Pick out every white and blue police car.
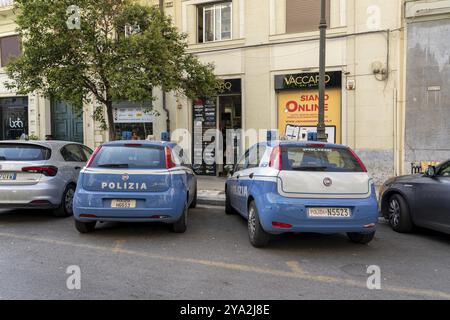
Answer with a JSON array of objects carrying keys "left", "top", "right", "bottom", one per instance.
[
  {"left": 225, "top": 141, "right": 378, "bottom": 247},
  {"left": 73, "top": 141, "right": 197, "bottom": 234}
]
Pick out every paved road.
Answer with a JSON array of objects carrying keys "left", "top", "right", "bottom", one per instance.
[{"left": 0, "top": 206, "right": 449, "bottom": 300}]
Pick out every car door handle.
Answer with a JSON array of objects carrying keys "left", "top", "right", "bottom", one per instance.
[
  {"left": 236, "top": 174, "right": 240, "bottom": 180},
  {"left": 249, "top": 173, "right": 254, "bottom": 179}
]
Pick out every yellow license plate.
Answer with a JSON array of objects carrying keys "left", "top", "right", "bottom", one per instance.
[{"left": 111, "top": 199, "right": 136, "bottom": 208}]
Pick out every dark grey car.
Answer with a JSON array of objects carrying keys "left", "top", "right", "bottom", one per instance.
[{"left": 379, "top": 160, "right": 450, "bottom": 234}]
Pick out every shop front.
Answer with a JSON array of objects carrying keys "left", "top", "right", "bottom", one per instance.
[
  {"left": 0, "top": 96, "right": 28, "bottom": 140},
  {"left": 192, "top": 78, "right": 242, "bottom": 176},
  {"left": 113, "top": 101, "right": 154, "bottom": 140},
  {"left": 275, "top": 71, "right": 342, "bottom": 144}
]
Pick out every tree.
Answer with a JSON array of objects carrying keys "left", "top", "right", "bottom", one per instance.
[{"left": 6, "top": 0, "right": 219, "bottom": 141}]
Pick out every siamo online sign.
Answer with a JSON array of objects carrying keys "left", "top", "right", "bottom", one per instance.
[{"left": 275, "top": 71, "right": 342, "bottom": 144}]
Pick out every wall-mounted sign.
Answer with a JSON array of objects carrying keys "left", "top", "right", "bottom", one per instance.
[
  {"left": 217, "top": 79, "right": 242, "bottom": 95},
  {"left": 275, "top": 71, "right": 342, "bottom": 91},
  {"left": 113, "top": 107, "right": 153, "bottom": 123},
  {"left": 276, "top": 71, "right": 342, "bottom": 144}
]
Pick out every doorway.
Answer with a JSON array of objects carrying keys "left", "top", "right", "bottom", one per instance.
[{"left": 51, "top": 100, "right": 83, "bottom": 143}]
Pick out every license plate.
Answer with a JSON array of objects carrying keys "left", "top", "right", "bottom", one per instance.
[
  {"left": 308, "top": 207, "right": 351, "bottom": 218},
  {"left": 0, "top": 173, "right": 16, "bottom": 181},
  {"left": 111, "top": 199, "right": 136, "bottom": 208}
]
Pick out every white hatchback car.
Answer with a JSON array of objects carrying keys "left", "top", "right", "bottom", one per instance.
[{"left": 0, "top": 141, "right": 92, "bottom": 216}]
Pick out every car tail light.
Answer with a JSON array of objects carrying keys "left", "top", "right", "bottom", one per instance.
[
  {"left": 80, "top": 214, "right": 97, "bottom": 218},
  {"left": 165, "top": 147, "right": 175, "bottom": 169},
  {"left": 347, "top": 147, "right": 368, "bottom": 172},
  {"left": 272, "top": 221, "right": 293, "bottom": 229},
  {"left": 306, "top": 143, "right": 326, "bottom": 148},
  {"left": 124, "top": 143, "right": 142, "bottom": 147},
  {"left": 22, "top": 166, "right": 58, "bottom": 177},
  {"left": 269, "top": 146, "right": 282, "bottom": 170},
  {"left": 86, "top": 146, "right": 102, "bottom": 168}
]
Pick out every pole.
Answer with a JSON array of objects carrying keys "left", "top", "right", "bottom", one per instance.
[
  {"left": 159, "top": 0, "right": 170, "bottom": 134},
  {"left": 317, "top": 0, "right": 327, "bottom": 142}
]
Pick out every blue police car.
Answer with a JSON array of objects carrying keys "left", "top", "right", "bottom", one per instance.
[
  {"left": 225, "top": 141, "right": 378, "bottom": 247},
  {"left": 73, "top": 141, "right": 197, "bottom": 234}
]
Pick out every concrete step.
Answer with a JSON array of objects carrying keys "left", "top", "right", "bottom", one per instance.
[{"left": 197, "top": 190, "right": 226, "bottom": 207}]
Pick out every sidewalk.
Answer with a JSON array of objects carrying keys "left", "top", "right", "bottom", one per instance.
[
  {"left": 197, "top": 176, "right": 226, "bottom": 206},
  {"left": 196, "top": 176, "right": 382, "bottom": 207}
]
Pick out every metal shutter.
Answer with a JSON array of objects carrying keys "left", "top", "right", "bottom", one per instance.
[{"left": 286, "top": 0, "right": 330, "bottom": 34}]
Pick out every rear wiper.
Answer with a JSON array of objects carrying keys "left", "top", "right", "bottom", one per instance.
[
  {"left": 97, "top": 163, "right": 129, "bottom": 168},
  {"left": 291, "top": 166, "right": 328, "bottom": 171}
]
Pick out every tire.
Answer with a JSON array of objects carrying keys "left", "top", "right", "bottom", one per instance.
[
  {"left": 225, "top": 188, "right": 236, "bottom": 215},
  {"left": 75, "top": 220, "right": 96, "bottom": 234},
  {"left": 387, "top": 194, "right": 414, "bottom": 233},
  {"left": 248, "top": 201, "right": 271, "bottom": 248},
  {"left": 53, "top": 184, "right": 76, "bottom": 217},
  {"left": 347, "top": 232, "right": 375, "bottom": 244},
  {"left": 189, "top": 189, "right": 197, "bottom": 209},
  {"left": 172, "top": 205, "right": 188, "bottom": 233}
]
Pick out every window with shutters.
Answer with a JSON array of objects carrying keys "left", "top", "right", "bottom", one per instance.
[
  {"left": 0, "top": 35, "right": 21, "bottom": 68},
  {"left": 286, "top": 0, "right": 330, "bottom": 34},
  {"left": 197, "top": 1, "right": 232, "bottom": 43}
]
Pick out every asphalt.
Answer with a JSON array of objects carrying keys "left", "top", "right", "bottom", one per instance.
[{"left": 0, "top": 206, "right": 449, "bottom": 300}]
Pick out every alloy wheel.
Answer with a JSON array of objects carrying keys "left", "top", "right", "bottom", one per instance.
[
  {"left": 248, "top": 206, "right": 256, "bottom": 237},
  {"left": 65, "top": 188, "right": 75, "bottom": 213},
  {"left": 388, "top": 198, "right": 401, "bottom": 227}
]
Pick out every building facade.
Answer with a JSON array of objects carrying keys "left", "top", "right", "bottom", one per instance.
[
  {"left": 404, "top": 0, "right": 450, "bottom": 173},
  {"left": 152, "top": 0, "right": 406, "bottom": 183},
  {"left": 2, "top": 0, "right": 450, "bottom": 183}
]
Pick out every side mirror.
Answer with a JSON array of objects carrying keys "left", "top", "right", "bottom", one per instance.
[
  {"left": 425, "top": 166, "right": 436, "bottom": 177},
  {"left": 224, "top": 164, "right": 234, "bottom": 176}
]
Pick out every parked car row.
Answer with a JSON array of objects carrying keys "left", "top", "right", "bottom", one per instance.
[{"left": 0, "top": 140, "right": 448, "bottom": 248}]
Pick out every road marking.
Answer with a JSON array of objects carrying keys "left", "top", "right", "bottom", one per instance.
[
  {"left": 0, "top": 231, "right": 449, "bottom": 299},
  {"left": 286, "top": 261, "right": 308, "bottom": 275},
  {"left": 112, "top": 240, "right": 126, "bottom": 254}
]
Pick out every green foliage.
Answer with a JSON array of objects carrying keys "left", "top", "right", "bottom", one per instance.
[{"left": 6, "top": 0, "right": 219, "bottom": 138}]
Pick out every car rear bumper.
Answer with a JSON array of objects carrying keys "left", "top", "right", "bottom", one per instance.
[
  {"left": 0, "top": 182, "right": 63, "bottom": 209},
  {"left": 256, "top": 191, "right": 379, "bottom": 235},
  {"left": 73, "top": 188, "right": 186, "bottom": 223}
]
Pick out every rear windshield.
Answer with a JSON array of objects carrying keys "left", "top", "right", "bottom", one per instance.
[
  {"left": 0, "top": 144, "right": 51, "bottom": 161},
  {"left": 281, "top": 146, "right": 364, "bottom": 172},
  {"left": 90, "top": 145, "right": 166, "bottom": 169}
]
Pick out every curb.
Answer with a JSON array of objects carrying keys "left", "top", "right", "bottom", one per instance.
[{"left": 197, "top": 197, "right": 226, "bottom": 207}]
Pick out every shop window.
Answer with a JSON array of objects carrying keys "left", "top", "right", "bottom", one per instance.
[
  {"left": 197, "top": 1, "right": 232, "bottom": 43},
  {"left": 0, "top": 97, "right": 28, "bottom": 141},
  {"left": 286, "top": 0, "right": 330, "bottom": 34},
  {"left": 0, "top": 35, "right": 21, "bottom": 68}
]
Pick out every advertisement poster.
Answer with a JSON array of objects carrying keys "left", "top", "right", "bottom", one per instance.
[
  {"left": 275, "top": 71, "right": 342, "bottom": 144},
  {"left": 113, "top": 107, "right": 153, "bottom": 123}
]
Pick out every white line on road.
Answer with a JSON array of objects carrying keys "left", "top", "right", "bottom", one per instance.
[{"left": 0, "top": 231, "right": 449, "bottom": 299}]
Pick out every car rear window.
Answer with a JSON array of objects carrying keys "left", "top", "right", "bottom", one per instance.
[
  {"left": 0, "top": 144, "right": 51, "bottom": 161},
  {"left": 281, "top": 146, "right": 364, "bottom": 172},
  {"left": 90, "top": 145, "right": 166, "bottom": 169}
]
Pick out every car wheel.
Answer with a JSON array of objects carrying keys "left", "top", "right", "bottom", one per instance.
[
  {"left": 189, "top": 189, "right": 197, "bottom": 209},
  {"left": 388, "top": 194, "right": 414, "bottom": 233},
  {"left": 225, "top": 188, "right": 236, "bottom": 215},
  {"left": 75, "top": 220, "right": 96, "bottom": 234},
  {"left": 248, "top": 201, "right": 271, "bottom": 248},
  {"left": 347, "top": 232, "right": 375, "bottom": 244},
  {"left": 172, "top": 205, "right": 188, "bottom": 233},
  {"left": 53, "top": 184, "right": 76, "bottom": 217}
]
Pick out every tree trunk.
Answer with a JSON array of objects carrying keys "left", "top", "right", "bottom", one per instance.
[{"left": 105, "top": 100, "right": 116, "bottom": 141}]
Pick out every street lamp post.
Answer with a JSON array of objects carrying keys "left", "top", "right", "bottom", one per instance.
[{"left": 317, "top": 0, "right": 328, "bottom": 142}]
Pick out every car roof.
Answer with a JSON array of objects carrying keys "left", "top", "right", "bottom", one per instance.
[
  {"left": 0, "top": 140, "right": 84, "bottom": 149},
  {"left": 102, "top": 140, "right": 175, "bottom": 147},
  {"left": 263, "top": 140, "right": 348, "bottom": 149}
]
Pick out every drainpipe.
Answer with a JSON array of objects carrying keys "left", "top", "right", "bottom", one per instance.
[{"left": 159, "top": 0, "right": 170, "bottom": 134}]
